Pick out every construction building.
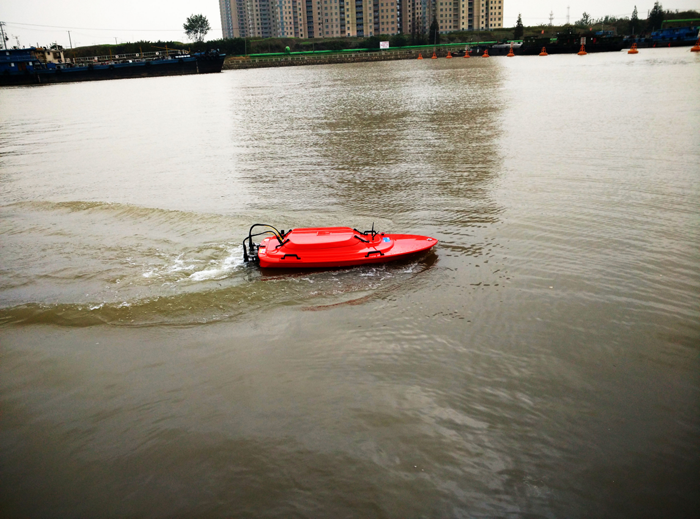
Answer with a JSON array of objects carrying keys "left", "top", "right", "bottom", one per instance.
[{"left": 219, "top": 0, "right": 503, "bottom": 39}]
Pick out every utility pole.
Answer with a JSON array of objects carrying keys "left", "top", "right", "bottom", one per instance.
[
  {"left": 67, "top": 30, "right": 73, "bottom": 49},
  {"left": 0, "top": 21, "right": 8, "bottom": 50},
  {"left": 567, "top": 6, "right": 571, "bottom": 25}
]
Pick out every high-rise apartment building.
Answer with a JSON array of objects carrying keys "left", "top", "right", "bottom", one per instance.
[
  {"left": 219, "top": 0, "right": 503, "bottom": 39},
  {"left": 472, "top": 0, "right": 504, "bottom": 30},
  {"left": 403, "top": 0, "right": 504, "bottom": 34}
]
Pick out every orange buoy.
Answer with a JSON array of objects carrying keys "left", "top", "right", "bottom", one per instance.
[
  {"left": 539, "top": 47, "right": 548, "bottom": 56},
  {"left": 417, "top": 53, "right": 423, "bottom": 59},
  {"left": 446, "top": 51, "right": 452, "bottom": 59},
  {"left": 431, "top": 52, "right": 437, "bottom": 59},
  {"left": 482, "top": 49, "right": 490, "bottom": 58},
  {"left": 464, "top": 49, "right": 471, "bottom": 58},
  {"left": 628, "top": 43, "right": 639, "bottom": 54},
  {"left": 577, "top": 44, "right": 587, "bottom": 55},
  {"left": 507, "top": 44, "right": 515, "bottom": 57},
  {"left": 691, "top": 39, "right": 700, "bottom": 52}
]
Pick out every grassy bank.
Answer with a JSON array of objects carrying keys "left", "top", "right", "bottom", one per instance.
[{"left": 64, "top": 29, "right": 514, "bottom": 61}]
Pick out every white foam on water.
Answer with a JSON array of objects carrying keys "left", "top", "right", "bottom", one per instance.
[
  {"left": 143, "top": 254, "right": 199, "bottom": 279},
  {"left": 167, "top": 255, "right": 198, "bottom": 274},
  {"left": 188, "top": 249, "right": 243, "bottom": 282}
]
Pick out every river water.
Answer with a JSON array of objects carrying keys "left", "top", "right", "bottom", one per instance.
[{"left": 1, "top": 48, "right": 698, "bottom": 518}]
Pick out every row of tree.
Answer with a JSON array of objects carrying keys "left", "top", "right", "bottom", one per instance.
[
  {"left": 65, "top": 34, "right": 426, "bottom": 60},
  {"left": 514, "top": 2, "right": 697, "bottom": 39},
  {"left": 575, "top": 2, "right": 667, "bottom": 33}
]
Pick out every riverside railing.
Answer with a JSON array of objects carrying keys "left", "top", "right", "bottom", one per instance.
[{"left": 241, "top": 41, "right": 502, "bottom": 60}]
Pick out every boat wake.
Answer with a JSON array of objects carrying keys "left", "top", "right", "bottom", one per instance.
[{"left": 0, "top": 201, "right": 438, "bottom": 327}]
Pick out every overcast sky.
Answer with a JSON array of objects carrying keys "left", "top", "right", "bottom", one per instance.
[{"left": 2, "top": 1, "right": 698, "bottom": 48}]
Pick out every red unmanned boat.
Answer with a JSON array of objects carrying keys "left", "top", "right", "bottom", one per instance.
[{"left": 242, "top": 224, "right": 437, "bottom": 268}]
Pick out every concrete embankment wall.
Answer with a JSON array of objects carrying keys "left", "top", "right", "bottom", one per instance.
[{"left": 223, "top": 49, "right": 460, "bottom": 70}]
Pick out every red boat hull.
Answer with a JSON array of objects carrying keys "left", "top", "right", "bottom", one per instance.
[{"left": 257, "top": 227, "right": 437, "bottom": 268}]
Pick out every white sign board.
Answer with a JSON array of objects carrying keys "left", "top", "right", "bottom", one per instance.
[{"left": 380, "top": 41, "right": 390, "bottom": 49}]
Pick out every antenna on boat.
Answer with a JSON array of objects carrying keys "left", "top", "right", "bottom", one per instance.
[{"left": 0, "top": 22, "right": 7, "bottom": 51}]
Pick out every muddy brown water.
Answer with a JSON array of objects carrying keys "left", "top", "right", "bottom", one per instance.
[{"left": 1, "top": 48, "right": 698, "bottom": 518}]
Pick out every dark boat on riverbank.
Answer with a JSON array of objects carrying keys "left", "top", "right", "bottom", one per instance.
[
  {"left": 1, "top": 47, "right": 225, "bottom": 86},
  {"left": 518, "top": 29, "right": 624, "bottom": 55},
  {"left": 487, "top": 42, "right": 523, "bottom": 56},
  {"left": 624, "top": 23, "right": 699, "bottom": 48}
]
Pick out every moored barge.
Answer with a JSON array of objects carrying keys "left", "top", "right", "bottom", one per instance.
[{"left": 1, "top": 46, "right": 225, "bottom": 86}]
